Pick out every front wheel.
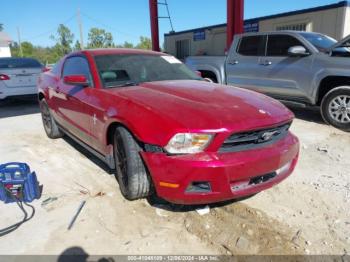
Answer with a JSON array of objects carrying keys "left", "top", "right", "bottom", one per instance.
[
  {"left": 113, "top": 127, "right": 151, "bottom": 200},
  {"left": 321, "top": 86, "right": 350, "bottom": 132},
  {"left": 39, "top": 99, "right": 64, "bottom": 139}
]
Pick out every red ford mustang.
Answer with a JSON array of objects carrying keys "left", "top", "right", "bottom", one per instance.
[{"left": 38, "top": 49, "right": 299, "bottom": 205}]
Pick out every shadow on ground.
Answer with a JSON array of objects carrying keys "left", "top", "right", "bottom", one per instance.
[
  {"left": 62, "top": 135, "right": 113, "bottom": 175},
  {"left": 0, "top": 97, "right": 39, "bottom": 119},
  {"left": 58, "top": 246, "right": 114, "bottom": 262},
  {"left": 286, "top": 105, "right": 326, "bottom": 125}
]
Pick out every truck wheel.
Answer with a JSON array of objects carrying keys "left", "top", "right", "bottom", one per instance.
[
  {"left": 113, "top": 127, "right": 151, "bottom": 200},
  {"left": 39, "top": 99, "right": 64, "bottom": 138},
  {"left": 321, "top": 86, "right": 350, "bottom": 132}
]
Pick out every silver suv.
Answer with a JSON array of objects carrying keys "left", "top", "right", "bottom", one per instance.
[{"left": 186, "top": 31, "right": 350, "bottom": 131}]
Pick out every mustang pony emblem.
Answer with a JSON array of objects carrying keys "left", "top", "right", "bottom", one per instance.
[{"left": 260, "top": 130, "right": 281, "bottom": 142}]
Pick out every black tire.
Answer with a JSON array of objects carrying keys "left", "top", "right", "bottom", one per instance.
[
  {"left": 113, "top": 126, "right": 151, "bottom": 200},
  {"left": 321, "top": 86, "right": 350, "bottom": 132},
  {"left": 39, "top": 99, "right": 64, "bottom": 139}
]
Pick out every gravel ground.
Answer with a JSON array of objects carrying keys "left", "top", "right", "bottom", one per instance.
[{"left": 0, "top": 99, "right": 349, "bottom": 256}]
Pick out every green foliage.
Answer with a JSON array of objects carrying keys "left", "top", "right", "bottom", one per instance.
[
  {"left": 73, "top": 40, "right": 81, "bottom": 51},
  {"left": 21, "top": 42, "right": 34, "bottom": 56},
  {"left": 135, "top": 36, "right": 152, "bottom": 50},
  {"left": 116, "top": 41, "right": 134, "bottom": 48},
  {"left": 50, "top": 24, "right": 74, "bottom": 55},
  {"left": 8, "top": 17, "right": 154, "bottom": 64},
  {"left": 10, "top": 41, "right": 63, "bottom": 64},
  {"left": 0, "top": 24, "right": 3, "bottom": 32},
  {"left": 87, "top": 28, "right": 114, "bottom": 49}
]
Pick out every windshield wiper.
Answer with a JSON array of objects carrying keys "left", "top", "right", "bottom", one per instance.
[{"left": 110, "top": 81, "right": 138, "bottom": 88}]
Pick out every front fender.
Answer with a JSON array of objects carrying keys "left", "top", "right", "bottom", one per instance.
[
  {"left": 313, "top": 68, "right": 350, "bottom": 103},
  {"left": 102, "top": 104, "right": 188, "bottom": 147}
]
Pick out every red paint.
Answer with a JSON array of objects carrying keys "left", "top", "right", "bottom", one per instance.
[
  {"left": 63, "top": 75, "right": 88, "bottom": 85},
  {"left": 227, "top": 0, "right": 244, "bottom": 51},
  {"left": 38, "top": 49, "right": 299, "bottom": 205},
  {"left": 149, "top": 0, "right": 160, "bottom": 51},
  {"left": 42, "top": 67, "right": 50, "bottom": 73},
  {"left": 0, "top": 74, "right": 10, "bottom": 81}
]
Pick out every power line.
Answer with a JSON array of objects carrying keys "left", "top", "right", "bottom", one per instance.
[
  {"left": 80, "top": 11, "right": 140, "bottom": 40},
  {"left": 21, "top": 14, "right": 76, "bottom": 42}
]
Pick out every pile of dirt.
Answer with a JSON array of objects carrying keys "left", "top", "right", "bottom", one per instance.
[{"left": 184, "top": 203, "right": 306, "bottom": 255}]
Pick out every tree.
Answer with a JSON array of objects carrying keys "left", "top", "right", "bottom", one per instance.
[
  {"left": 11, "top": 41, "right": 34, "bottom": 57},
  {"left": 136, "top": 36, "right": 152, "bottom": 50},
  {"left": 122, "top": 41, "right": 134, "bottom": 48},
  {"left": 50, "top": 24, "right": 74, "bottom": 55},
  {"left": 73, "top": 40, "right": 81, "bottom": 51},
  {"left": 0, "top": 24, "right": 3, "bottom": 32},
  {"left": 10, "top": 42, "right": 20, "bottom": 56},
  {"left": 116, "top": 41, "right": 134, "bottom": 48},
  {"left": 87, "top": 28, "right": 114, "bottom": 49},
  {"left": 21, "top": 42, "right": 35, "bottom": 57},
  {"left": 10, "top": 41, "right": 62, "bottom": 64}
]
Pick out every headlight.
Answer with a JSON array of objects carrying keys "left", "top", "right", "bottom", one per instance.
[{"left": 165, "top": 133, "right": 213, "bottom": 154}]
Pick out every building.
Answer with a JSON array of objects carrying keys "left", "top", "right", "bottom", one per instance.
[
  {"left": 0, "top": 32, "right": 12, "bottom": 58},
  {"left": 164, "top": 1, "right": 350, "bottom": 58}
]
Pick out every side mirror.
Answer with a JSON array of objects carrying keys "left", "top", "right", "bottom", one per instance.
[
  {"left": 63, "top": 75, "right": 89, "bottom": 86},
  {"left": 288, "top": 46, "right": 310, "bottom": 57}
]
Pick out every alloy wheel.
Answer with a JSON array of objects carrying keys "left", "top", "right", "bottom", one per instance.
[
  {"left": 41, "top": 103, "right": 52, "bottom": 134},
  {"left": 328, "top": 95, "right": 350, "bottom": 124},
  {"left": 115, "top": 133, "right": 128, "bottom": 187}
]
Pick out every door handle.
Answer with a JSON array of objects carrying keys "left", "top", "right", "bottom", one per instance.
[
  {"left": 229, "top": 60, "right": 239, "bottom": 65},
  {"left": 259, "top": 60, "right": 272, "bottom": 66}
]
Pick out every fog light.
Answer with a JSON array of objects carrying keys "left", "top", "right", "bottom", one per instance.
[{"left": 186, "top": 182, "right": 211, "bottom": 193}]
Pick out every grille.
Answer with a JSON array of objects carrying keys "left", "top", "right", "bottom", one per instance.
[{"left": 220, "top": 123, "right": 291, "bottom": 153}]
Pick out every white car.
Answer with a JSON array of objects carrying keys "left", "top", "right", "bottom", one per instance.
[{"left": 0, "top": 57, "right": 45, "bottom": 100}]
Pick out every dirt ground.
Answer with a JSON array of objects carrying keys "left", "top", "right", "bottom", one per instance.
[{"left": 0, "top": 99, "right": 349, "bottom": 256}]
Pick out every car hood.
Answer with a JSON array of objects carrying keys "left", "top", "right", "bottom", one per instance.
[
  {"left": 105, "top": 80, "right": 293, "bottom": 132},
  {"left": 329, "top": 34, "right": 350, "bottom": 51}
]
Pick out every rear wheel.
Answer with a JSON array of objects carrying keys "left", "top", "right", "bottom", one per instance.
[
  {"left": 39, "top": 99, "right": 64, "bottom": 138},
  {"left": 321, "top": 86, "right": 350, "bottom": 132},
  {"left": 113, "top": 127, "right": 151, "bottom": 200}
]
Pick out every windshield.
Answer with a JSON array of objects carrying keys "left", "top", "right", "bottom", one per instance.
[
  {"left": 94, "top": 54, "right": 201, "bottom": 88},
  {"left": 300, "top": 32, "right": 337, "bottom": 52}
]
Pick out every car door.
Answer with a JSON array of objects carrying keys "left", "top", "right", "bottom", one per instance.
[
  {"left": 256, "top": 34, "right": 315, "bottom": 101},
  {"left": 225, "top": 34, "right": 267, "bottom": 90},
  {"left": 55, "top": 56, "right": 93, "bottom": 145}
]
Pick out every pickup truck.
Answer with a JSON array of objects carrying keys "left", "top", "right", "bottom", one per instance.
[
  {"left": 37, "top": 48, "right": 299, "bottom": 205},
  {"left": 186, "top": 31, "right": 350, "bottom": 131}
]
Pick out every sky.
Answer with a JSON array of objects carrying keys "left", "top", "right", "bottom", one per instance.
[{"left": 1, "top": 0, "right": 343, "bottom": 47}]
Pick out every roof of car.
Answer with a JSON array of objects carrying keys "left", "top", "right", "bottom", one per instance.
[
  {"left": 79, "top": 48, "right": 166, "bottom": 56},
  {"left": 236, "top": 31, "right": 326, "bottom": 38}
]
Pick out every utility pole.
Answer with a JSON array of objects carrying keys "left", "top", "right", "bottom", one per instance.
[
  {"left": 16, "top": 27, "right": 23, "bottom": 57},
  {"left": 149, "top": 0, "right": 160, "bottom": 52},
  {"left": 226, "top": 0, "right": 244, "bottom": 51},
  {"left": 77, "top": 8, "right": 84, "bottom": 49}
]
